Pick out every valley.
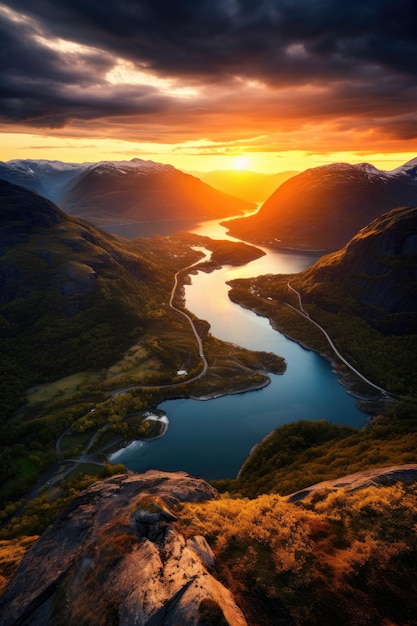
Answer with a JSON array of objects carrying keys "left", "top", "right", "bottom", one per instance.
[
  {"left": 0, "top": 184, "right": 286, "bottom": 538},
  {"left": 1, "top": 158, "right": 417, "bottom": 626}
]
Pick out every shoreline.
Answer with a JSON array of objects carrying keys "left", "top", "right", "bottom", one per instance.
[
  {"left": 266, "top": 316, "right": 394, "bottom": 418},
  {"left": 229, "top": 294, "right": 392, "bottom": 418},
  {"left": 190, "top": 376, "right": 271, "bottom": 401},
  {"left": 219, "top": 231, "right": 328, "bottom": 256},
  {"left": 106, "top": 378, "right": 273, "bottom": 462},
  {"left": 107, "top": 411, "right": 169, "bottom": 462}
]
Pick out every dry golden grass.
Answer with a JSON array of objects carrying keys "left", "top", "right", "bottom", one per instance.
[
  {"left": 178, "top": 483, "right": 417, "bottom": 625},
  {"left": 0, "top": 536, "right": 39, "bottom": 595}
]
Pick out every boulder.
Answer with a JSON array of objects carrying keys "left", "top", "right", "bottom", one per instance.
[{"left": 0, "top": 470, "right": 247, "bottom": 626}]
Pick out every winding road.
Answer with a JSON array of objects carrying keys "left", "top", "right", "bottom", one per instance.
[
  {"left": 111, "top": 252, "right": 211, "bottom": 397},
  {"left": 23, "top": 254, "right": 212, "bottom": 503},
  {"left": 287, "top": 282, "right": 391, "bottom": 397},
  {"left": 168, "top": 256, "right": 208, "bottom": 380}
]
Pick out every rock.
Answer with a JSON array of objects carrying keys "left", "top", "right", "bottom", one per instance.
[
  {"left": 133, "top": 506, "right": 178, "bottom": 544},
  {"left": 186, "top": 536, "right": 216, "bottom": 570},
  {"left": 0, "top": 470, "right": 247, "bottom": 626},
  {"left": 287, "top": 464, "right": 417, "bottom": 503}
]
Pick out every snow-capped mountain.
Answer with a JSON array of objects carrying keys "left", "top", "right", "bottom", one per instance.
[
  {"left": 386, "top": 156, "right": 417, "bottom": 177},
  {"left": 0, "top": 159, "right": 91, "bottom": 202},
  {"left": 0, "top": 158, "right": 177, "bottom": 202},
  {"left": 0, "top": 158, "right": 254, "bottom": 228}
]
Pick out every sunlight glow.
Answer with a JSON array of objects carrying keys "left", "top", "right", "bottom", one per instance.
[
  {"left": 0, "top": 132, "right": 414, "bottom": 176},
  {"left": 234, "top": 156, "right": 250, "bottom": 170}
]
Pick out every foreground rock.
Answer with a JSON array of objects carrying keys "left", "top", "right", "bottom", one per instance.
[{"left": 0, "top": 471, "right": 247, "bottom": 626}]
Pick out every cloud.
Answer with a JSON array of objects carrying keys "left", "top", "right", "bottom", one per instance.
[{"left": 1, "top": 0, "right": 417, "bottom": 150}]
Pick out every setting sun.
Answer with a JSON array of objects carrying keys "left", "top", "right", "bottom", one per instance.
[
  {"left": 234, "top": 156, "right": 250, "bottom": 170},
  {"left": 0, "top": 1, "right": 415, "bottom": 174}
]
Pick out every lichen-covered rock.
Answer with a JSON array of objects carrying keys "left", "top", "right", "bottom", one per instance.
[{"left": 0, "top": 470, "right": 247, "bottom": 626}]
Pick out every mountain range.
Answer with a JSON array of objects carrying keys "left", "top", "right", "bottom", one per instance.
[
  {"left": 224, "top": 158, "right": 417, "bottom": 251},
  {"left": 0, "top": 159, "right": 254, "bottom": 229},
  {"left": 1, "top": 159, "right": 417, "bottom": 625}
]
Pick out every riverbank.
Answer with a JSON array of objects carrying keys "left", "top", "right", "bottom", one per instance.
[
  {"left": 261, "top": 307, "right": 393, "bottom": 418},
  {"left": 107, "top": 410, "right": 169, "bottom": 462},
  {"left": 191, "top": 376, "right": 271, "bottom": 401},
  {"left": 106, "top": 243, "right": 367, "bottom": 481}
]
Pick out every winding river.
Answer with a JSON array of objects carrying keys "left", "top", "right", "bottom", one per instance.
[{"left": 109, "top": 217, "right": 367, "bottom": 479}]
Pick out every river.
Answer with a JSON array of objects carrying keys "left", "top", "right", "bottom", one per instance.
[{"left": 109, "top": 217, "right": 366, "bottom": 479}]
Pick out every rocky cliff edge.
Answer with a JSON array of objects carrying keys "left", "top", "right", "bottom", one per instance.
[{"left": 0, "top": 470, "right": 247, "bottom": 626}]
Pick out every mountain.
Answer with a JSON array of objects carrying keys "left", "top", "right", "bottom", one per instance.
[
  {"left": 227, "top": 204, "right": 417, "bottom": 397},
  {"left": 296, "top": 205, "right": 417, "bottom": 335},
  {"left": 59, "top": 160, "right": 254, "bottom": 226},
  {"left": 384, "top": 157, "right": 417, "bottom": 204},
  {"left": 0, "top": 159, "right": 88, "bottom": 202},
  {"left": 0, "top": 159, "right": 255, "bottom": 229},
  {"left": 0, "top": 179, "right": 162, "bottom": 416},
  {"left": 192, "top": 169, "right": 299, "bottom": 203},
  {"left": 224, "top": 159, "right": 417, "bottom": 251}
]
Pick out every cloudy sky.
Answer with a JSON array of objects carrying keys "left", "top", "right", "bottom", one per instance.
[{"left": 0, "top": 0, "right": 416, "bottom": 171}]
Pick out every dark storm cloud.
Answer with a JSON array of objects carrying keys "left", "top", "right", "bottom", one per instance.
[
  {"left": 6, "top": 0, "right": 417, "bottom": 80},
  {"left": 0, "top": 5, "right": 174, "bottom": 127},
  {"left": 1, "top": 0, "right": 417, "bottom": 140}
]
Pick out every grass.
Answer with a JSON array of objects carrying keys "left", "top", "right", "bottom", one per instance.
[
  {"left": 103, "top": 343, "right": 163, "bottom": 387},
  {"left": 178, "top": 482, "right": 417, "bottom": 626},
  {"left": 0, "top": 536, "right": 39, "bottom": 595},
  {"left": 59, "top": 433, "right": 92, "bottom": 457},
  {"left": 63, "top": 463, "right": 107, "bottom": 482},
  {"left": 26, "top": 371, "right": 102, "bottom": 408}
]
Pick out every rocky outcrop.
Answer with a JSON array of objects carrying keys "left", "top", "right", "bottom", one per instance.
[
  {"left": 288, "top": 464, "right": 417, "bottom": 502},
  {"left": 0, "top": 471, "right": 247, "bottom": 626}
]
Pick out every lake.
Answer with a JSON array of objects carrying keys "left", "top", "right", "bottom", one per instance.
[{"left": 109, "top": 217, "right": 366, "bottom": 479}]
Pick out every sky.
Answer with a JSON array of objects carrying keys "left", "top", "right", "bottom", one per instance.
[{"left": 0, "top": 0, "right": 416, "bottom": 173}]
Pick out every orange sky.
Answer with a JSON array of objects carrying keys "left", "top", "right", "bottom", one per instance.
[{"left": 1, "top": 1, "right": 416, "bottom": 173}]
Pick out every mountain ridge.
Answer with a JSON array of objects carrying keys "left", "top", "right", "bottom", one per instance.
[
  {"left": 0, "top": 158, "right": 255, "bottom": 229},
  {"left": 226, "top": 204, "right": 417, "bottom": 400},
  {"left": 224, "top": 158, "right": 417, "bottom": 251},
  {"left": 0, "top": 179, "right": 162, "bottom": 416},
  {"left": 295, "top": 205, "right": 417, "bottom": 335}
]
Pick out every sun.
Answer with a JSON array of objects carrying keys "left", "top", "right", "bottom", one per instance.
[{"left": 233, "top": 155, "right": 250, "bottom": 170}]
